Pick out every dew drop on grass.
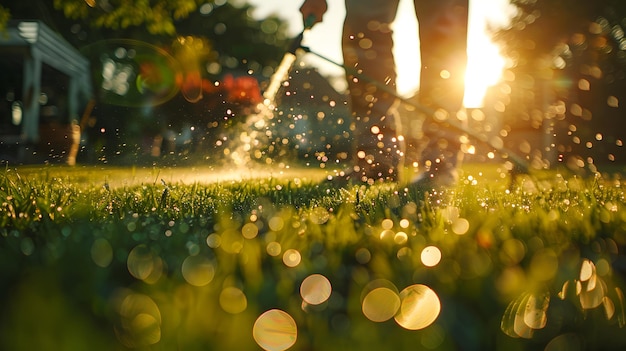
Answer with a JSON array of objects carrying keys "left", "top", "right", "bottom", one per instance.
[{"left": 253, "top": 309, "right": 297, "bottom": 351}]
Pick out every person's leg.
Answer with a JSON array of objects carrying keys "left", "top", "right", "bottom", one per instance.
[
  {"left": 339, "top": 0, "right": 402, "bottom": 184},
  {"left": 413, "top": 0, "right": 468, "bottom": 187}
]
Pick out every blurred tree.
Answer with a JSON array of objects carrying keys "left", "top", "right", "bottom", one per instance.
[
  {"left": 1, "top": 0, "right": 292, "bottom": 163},
  {"left": 496, "top": 0, "right": 626, "bottom": 168},
  {"left": 52, "top": 0, "right": 203, "bottom": 35}
]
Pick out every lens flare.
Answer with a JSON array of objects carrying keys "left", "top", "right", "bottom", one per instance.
[
  {"left": 172, "top": 36, "right": 210, "bottom": 103},
  {"left": 81, "top": 39, "right": 180, "bottom": 107}
]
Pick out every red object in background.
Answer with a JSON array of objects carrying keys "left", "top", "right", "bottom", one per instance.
[{"left": 199, "top": 73, "right": 262, "bottom": 106}]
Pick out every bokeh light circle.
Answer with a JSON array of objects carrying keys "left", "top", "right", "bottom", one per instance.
[
  {"left": 451, "top": 218, "right": 470, "bottom": 235},
  {"left": 219, "top": 287, "right": 248, "bottom": 314},
  {"left": 283, "top": 249, "right": 302, "bottom": 268},
  {"left": 91, "top": 238, "right": 113, "bottom": 268},
  {"left": 127, "top": 244, "right": 157, "bottom": 281},
  {"left": 81, "top": 39, "right": 181, "bottom": 107},
  {"left": 362, "top": 287, "right": 401, "bottom": 322},
  {"left": 112, "top": 290, "right": 162, "bottom": 348},
  {"left": 300, "top": 274, "right": 332, "bottom": 305},
  {"left": 253, "top": 309, "right": 297, "bottom": 351},
  {"left": 181, "top": 255, "right": 215, "bottom": 287},
  {"left": 394, "top": 284, "right": 441, "bottom": 330},
  {"left": 421, "top": 246, "right": 442, "bottom": 267}
]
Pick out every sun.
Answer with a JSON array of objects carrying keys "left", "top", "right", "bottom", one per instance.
[{"left": 393, "top": 0, "right": 515, "bottom": 108}]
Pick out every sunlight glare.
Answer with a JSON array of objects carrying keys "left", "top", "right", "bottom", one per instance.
[{"left": 393, "top": 0, "right": 515, "bottom": 107}]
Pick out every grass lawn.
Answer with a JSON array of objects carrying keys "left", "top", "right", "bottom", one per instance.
[{"left": 1, "top": 163, "right": 625, "bottom": 350}]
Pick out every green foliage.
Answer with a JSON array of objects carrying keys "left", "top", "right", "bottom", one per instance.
[
  {"left": 0, "top": 165, "right": 625, "bottom": 350},
  {"left": 0, "top": 6, "right": 9, "bottom": 32},
  {"left": 53, "top": 0, "right": 205, "bottom": 35}
]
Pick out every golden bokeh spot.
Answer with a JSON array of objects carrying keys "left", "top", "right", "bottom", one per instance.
[
  {"left": 394, "top": 232, "right": 408, "bottom": 245},
  {"left": 578, "top": 79, "right": 590, "bottom": 91},
  {"left": 112, "top": 291, "right": 162, "bottom": 348},
  {"left": 266, "top": 241, "right": 282, "bottom": 257},
  {"left": 580, "top": 258, "right": 595, "bottom": 281},
  {"left": 451, "top": 218, "right": 470, "bottom": 235},
  {"left": 300, "top": 274, "right": 332, "bottom": 305},
  {"left": 362, "top": 287, "right": 401, "bottom": 322},
  {"left": 206, "top": 233, "right": 221, "bottom": 248},
  {"left": 253, "top": 309, "right": 297, "bottom": 351},
  {"left": 219, "top": 287, "right": 248, "bottom": 314},
  {"left": 91, "top": 238, "right": 113, "bottom": 268},
  {"left": 242, "top": 222, "right": 259, "bottom": 239},
  {"left": 394, "top": 284, "right": 441, "bottom": 330},
  {"left": 379, "top": 229, "right": 395, "bottom": 242},
  {"left": 269, "top": 216, "right": 285, "bottom": 231},
  {"left": 181, "top": 255, "right": 215, "bottom": 287},
  {"left": 220, "top": 229, "right": 244, "bottom": 254},
  {"left": 607, "top": 95, "right": 619, "bottom": 108},
  {"left": 381, "top": 218, "right": 393, "bottom": 230},
  {"left": 283, "top": 249, "right": 302, "bottom": 268},
  {"left": 127, "top": 244, "right": 157, "bottom": 281},
  {"left": 421, "top": 246, "right": 442, "bottom": 267}
]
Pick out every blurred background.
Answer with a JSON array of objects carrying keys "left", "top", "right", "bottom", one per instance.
[{"left": 1, "top": 0, "right": 625, "bottom": 171}]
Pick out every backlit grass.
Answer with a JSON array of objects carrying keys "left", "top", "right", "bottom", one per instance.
[{"left": 1, "top": 164, "right": 625, "bottom": 350}]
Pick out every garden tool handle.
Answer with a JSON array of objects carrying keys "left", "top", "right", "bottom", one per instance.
[{"left": 304, "top": 14, "right": 317, "bottom": 29}]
